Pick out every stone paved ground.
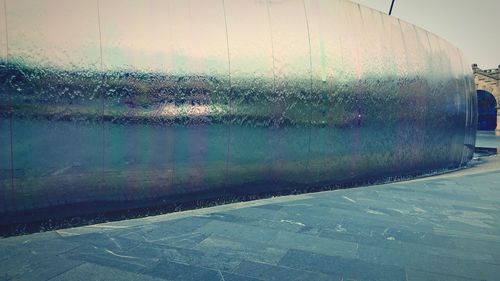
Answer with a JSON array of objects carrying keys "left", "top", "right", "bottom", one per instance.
[{"left": 1, "top": 132, "right": 499, "bottom": 281}]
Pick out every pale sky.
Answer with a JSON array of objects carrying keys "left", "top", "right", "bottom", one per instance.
[{"left": 351, "top": 0, "right": 500, "bottom": 69}]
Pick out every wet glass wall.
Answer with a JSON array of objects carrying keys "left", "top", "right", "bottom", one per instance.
[
  {"left": 0, "top": 0, "right": 10, "bottom": 213},
  {"left": 0, "top": 0, "right": 476, "bottom": 216}
]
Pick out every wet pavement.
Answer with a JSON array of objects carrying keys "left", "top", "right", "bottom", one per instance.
[
  {"left": 0, "top": 132, "right": 499, "bottom": 281},
  {"left": 476, "top": 131, "right": 500, "bottom": 148}
]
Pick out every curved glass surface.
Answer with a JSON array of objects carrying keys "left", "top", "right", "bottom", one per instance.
[{"left": 0, "top": 0, "right": 477, "bottom": 218}]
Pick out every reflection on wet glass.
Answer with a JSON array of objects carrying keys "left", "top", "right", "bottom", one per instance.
[{"left": 0, "top": 0, "right": 476, "bottom": 216}]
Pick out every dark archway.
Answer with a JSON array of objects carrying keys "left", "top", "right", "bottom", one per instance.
[{"left": 477, "top": 90, "right": 497, "bottom": 131}]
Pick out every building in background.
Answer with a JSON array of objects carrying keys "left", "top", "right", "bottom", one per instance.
[{"left": 473, "top": 64, "right": 500, "bottom": 131}]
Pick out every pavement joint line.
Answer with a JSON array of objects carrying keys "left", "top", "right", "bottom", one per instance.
[{"left": 84, "top": 193, "right": 315, "bottom": 230}]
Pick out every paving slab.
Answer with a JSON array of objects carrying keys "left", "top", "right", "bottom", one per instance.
[{"left": 49, "top": 263, "right": 166, "bottom": 281}]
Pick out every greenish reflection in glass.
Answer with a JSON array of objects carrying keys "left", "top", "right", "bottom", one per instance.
[{"left": 0, "top": 0, "right": 476, "bottom": 216}]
